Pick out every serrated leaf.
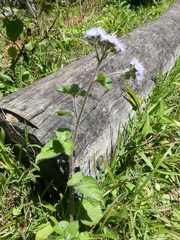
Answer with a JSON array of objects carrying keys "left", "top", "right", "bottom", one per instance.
[
  {"left": 56, "top": 110, "right": 73, "bottom": 116},
  {"left": 56, "top": 128, "right": 72, "bottom": 140},
  {"left": 61, "top": 139, "right": 73, "bottom": 156},
  {"left": 77, "top": 176, "right": 104, "bottom": 205},
  {"left": 67, "top": 171, "right": 83, "bottom": 186},
  {"left": 35, "top": 138, "right": 64, "bottom": 164},
  {"left": 5, "top": 19, "right": 23, "bottom": 42},
  {"left": 97, "top": 73, "right": 113, "bottom": 89},
  {"left": 57, "top": 84, "right": 80, "bottom": 96},
  {"left": 75, "top": 199, "right": 102, "bottom": 226}
]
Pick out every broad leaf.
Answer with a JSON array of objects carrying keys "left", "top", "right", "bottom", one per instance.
[
  {"left": 77, "top": 90, "right": 86, "bottom": 97},
  {"left": 60, "top": 139, "right": 73, "bottom": 156},
  {"left": 67, "top": 171, "right": 83, "bottom": 186},
  {"left": 75, "top": 199, "right": 102, "bottom": 226},
  {"left": 5, "top": 19, "right": 23, "bottom": 42},
  {"left": 77, "top": 176, "right": 104, "bottom": 205},
  {"left": 8, "top": 46, "right": 17, "bottom": 58},
  {"left": 65, "top": 221, "right": 79, "bottom": 238},
  {"left": 35, "top": 138, "right": 64, "bottom": 164},
  {"left": 97, "top": 73, "right": 113, "bottom": 89},
  {"left": 35, "top": 222, "right": 53, "bottom": 240},
  {"left": 53, "top": 221, "right": 79, "bottom": 238},
  {"left": 57, "top": 85, "right": 79, "bottom": 96},
  {"left": 76, "top": 231, "right": 90, "bottom": 239},
  {"left": 53, "top": 221, "right": 69, "bottom": 234},
  {"left": 56, "top": 128, "right": 72, "bottom": 140}
]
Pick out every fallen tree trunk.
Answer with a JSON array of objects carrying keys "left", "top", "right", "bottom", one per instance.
[{"left": 0, "top": 1, "right": 180, "bottom": 190}]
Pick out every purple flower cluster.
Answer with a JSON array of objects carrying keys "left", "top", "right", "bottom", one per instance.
[
  {"left": 84, "top": 27, "right": 125, "bottom": 54},
  {"left": 130, "top": 58, "right": 145, "bottom": 85}
]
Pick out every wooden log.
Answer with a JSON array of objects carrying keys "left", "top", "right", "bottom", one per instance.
[{"left": 0, "top": 1, "right": 180, "bottom": 190}]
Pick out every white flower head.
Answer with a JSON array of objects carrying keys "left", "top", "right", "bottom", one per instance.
[
  {"left": 84, "top": 27, "right": 125, "bottom": 54},
  {"left": 100, "top": 33, "right": 126, "bottom": 53},
  {"left": 84, "top": 27, "right": 106, "bottom": 39},
  {"left": 130, "top": 58, "right": 144, "bottom": 85}
]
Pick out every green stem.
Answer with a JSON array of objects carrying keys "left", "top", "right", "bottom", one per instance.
[{"left": 69, "top": 59, "right": 102, "bottom": 222}]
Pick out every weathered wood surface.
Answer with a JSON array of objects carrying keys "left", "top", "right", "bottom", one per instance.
[{"left": 0, "top": 1, "right": 180, "bottom": 185}]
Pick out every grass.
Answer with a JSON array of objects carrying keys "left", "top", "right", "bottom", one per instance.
[
  {"left": 0, "top": 0, "right": 180, "bottom": 239},
  {"left": 0, "top": 0, "right": 175, "bottom": 96}
]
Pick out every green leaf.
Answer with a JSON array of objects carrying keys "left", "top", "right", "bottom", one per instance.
[
  {"left": 12, "top": 207, "right": 22, "bottom": 216},
  {"left": 53, "top": 221, "right": 69, "bottom": 234},
  {"left": 97, "top": 73, "right": 113, "bottom": 89},
  {"left": 141, "top": 114, "right": 153, "bottom": 137},
  {"left": 156, "top": 170, "right": 180, "bottom": 176},
  {"left": 65, "top": 221, "right": 79, "bottom": 238},
  {"left": 0, "top": 91, "right": 3, "bottom": 98},
  {"left": 56, "top": 110, "right": 73, "bottom": 116},
  {"left": 0, "top": 83, "right": 6, "bottom": 89},
  {"left": 77, "top": 176, "right": 104, "bottom": 205},
  {"left": 5, "top": 19, "right": 23, "bottom": 42},
  {"left": 35, "top": 138, "right": 64, "bottom": 164},
  {"left": 124, "top": 84, "right": 141, "bottom": 110},
  {"left": 148, "top": 101, "right": 160, "bottom": 115},
  {"left": 35, "top": 222, "right": 54, "bottom": 240},
  {"left": 158, "top": 98, "right": 165, "bottom": 118},
  {"left": 77, "top": 90, "right": 86, "bottom": 97},
  {"left": 0, "top": 73, "right": 13, "bottom": 82},
  {"left": 53, "top": 221, "right": 79, "bottom": 238},
  {"left": 76, "top": 231, "right": 90, "bottom": 239},
  {"left": 67, "top": 171, "right": 83, "bottom": 186},
  {"left": 56, "top": 128, "right": 72, "bottom": 140},
  {"left": 25, "top": 41, "right": 34, "bottom": 51},
  {"left": 55, "top": 129, "right": 73, "bottom": 156},
  {"left": 42, "top": 2, "right": 54, "bottom": 15},
  {"left": 173, "top": 82, "right": 180, "bottom": 86},
  {"left": 57, "top": 85, "right": 79, "bottom": 95},
  {"left": 8, "top": 46, "right": 17, "bottom": 58},
  {"left": 40, "top": 200, "right": 56, "bottom": 211},
  {"left": 138, "top": 151, "right": 154, "bottom": 170},
  {"left": 0, "top": 127, "right": 5, "bottom": 144},
  {"left": 75, "top": 199, "right": 103, "bottom": 226},
  {"left": 61, "top": 139, "right": 73, "bottom": 156}
]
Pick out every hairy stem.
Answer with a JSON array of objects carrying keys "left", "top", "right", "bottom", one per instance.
[{"left": 69, "top": 59, "right": 102, "bottom": 222}]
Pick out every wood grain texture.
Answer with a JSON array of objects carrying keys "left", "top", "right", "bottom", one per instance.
[{"left": 0, "top": 1, "right": 180, "bottom": 187}]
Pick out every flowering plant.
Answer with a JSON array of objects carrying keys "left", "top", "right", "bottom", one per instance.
[{"left": 36, "top": 27, "right": 145, "bottom": 222}]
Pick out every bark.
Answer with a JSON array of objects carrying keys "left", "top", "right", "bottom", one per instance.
[{"left": 0, "top": 0, "right": 180, "bottom": 190}]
